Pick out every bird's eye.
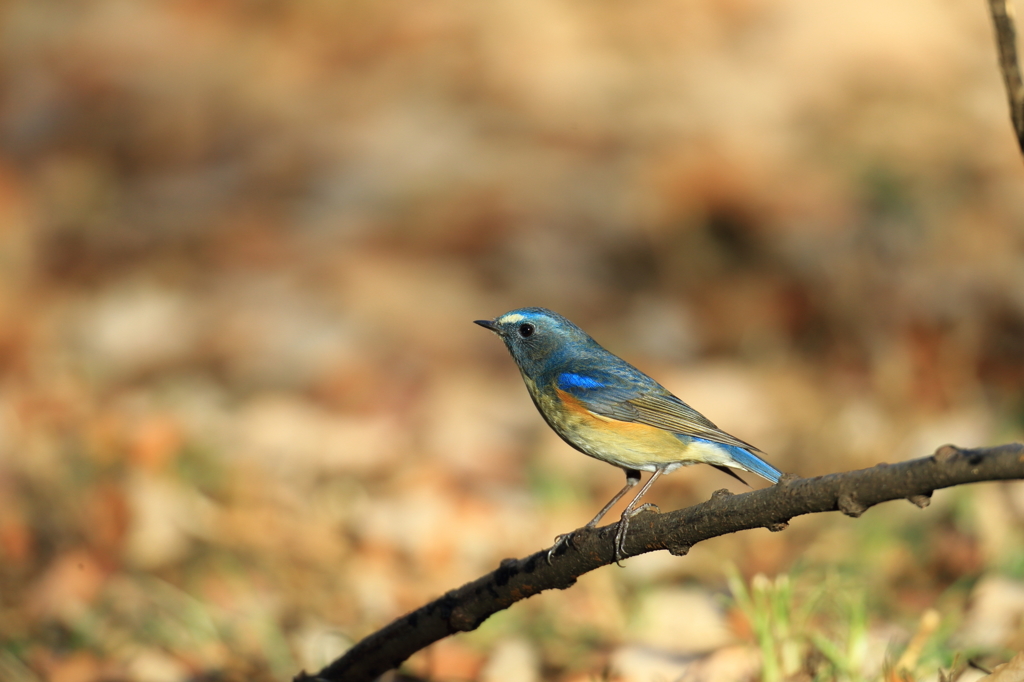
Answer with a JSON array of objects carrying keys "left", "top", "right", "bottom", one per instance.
[{"left": 518, "top": 323, "right": 535, "bottom": 338}]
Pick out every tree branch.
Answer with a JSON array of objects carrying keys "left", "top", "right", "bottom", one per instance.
[
  {"left": 988, "top": 0, "right": 1024, "bottom": 156},
  {"left": 296, "top": 442, "right": 1024, "bottom": 682}
]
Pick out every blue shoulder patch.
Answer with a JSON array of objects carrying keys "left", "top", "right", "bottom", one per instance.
[{"left": 556, "top": 373, "right": 605, "bottom": 391}]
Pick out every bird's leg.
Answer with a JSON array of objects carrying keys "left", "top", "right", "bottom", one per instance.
[
  {"left": 613, "top": 468, "right": 665, "bottom": 564},
  {"left": 583, "top": 469, "right": 643, "bottom": 528},
  {"left": 547, "top": 469, "right": 641, "bottom": 563}
]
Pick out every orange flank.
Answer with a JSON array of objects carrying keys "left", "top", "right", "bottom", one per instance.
[
  {"left": 551, "top": 388, "right": 599, "bottom": 418},
  {"left": 549, "top": 388, "right": 699, "bottom": 470}
]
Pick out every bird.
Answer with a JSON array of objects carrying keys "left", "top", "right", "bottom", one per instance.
[{"left": 475, "top": 307, "right": 782, "bottom": 563}]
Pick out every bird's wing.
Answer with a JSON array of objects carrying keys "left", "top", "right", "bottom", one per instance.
[
  {"left": 554, "top": 369, "right": 760, "bottom": 452},
  {"left": 624, "top": 392, "right": 760, "bottom": 451}
]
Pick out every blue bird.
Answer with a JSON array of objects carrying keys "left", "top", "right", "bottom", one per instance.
[{"left": 475, "top": 307, "right": 782, "bottom": 563}]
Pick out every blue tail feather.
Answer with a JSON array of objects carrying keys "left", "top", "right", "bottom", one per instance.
[{"left": 719, "top": 443, "right": 781, "bottom": 484}]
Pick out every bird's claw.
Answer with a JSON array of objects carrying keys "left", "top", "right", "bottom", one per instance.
[
  {"left": 546, "top": 531, "right": 577, "bottom": 564},
  {"left": 613, "top": 503, "right": 661, "bottom": 565},
  {"left": 613, "top": 520, "right": 628, "bottom": 566},
  {"left": 628, "top": 502, "right": 660, "bottom": 517}
]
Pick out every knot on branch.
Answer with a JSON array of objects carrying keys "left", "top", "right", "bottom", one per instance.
[
  {"left": 838, "top": 491, "right": 867, "bottom": 518},
  {"left": 294, "top": 673, "right": 324, "bottom": 682},
  {"left": 779, "top": 472, "right": 802, "bottom": 485},
  {"left": 711, "top": 488, "right": 734, "bottom": 502},
  {"left": 449, "top": 605, "right": 481, "bottom": 632},
  {"left": 668, "top": 543, "right": 691, "bottom": 556},
  {"left": 495, "top": 558, "right": 519, "bottom": 582},
  {"left": 907, "top": 493, "right": 932, "bottom": 508},
  {"left": 767, "top": 520, "right": 790, "bottom": 532},
  {"left": 934, "top": 444, "right": 960, "bottom": 463}
]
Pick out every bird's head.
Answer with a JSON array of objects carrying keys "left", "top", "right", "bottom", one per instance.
[{"left": 474, "top": 307, "right": 594, "bottom": 375}]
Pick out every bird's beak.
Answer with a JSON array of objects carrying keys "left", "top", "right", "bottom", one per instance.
[{"left": 474, "top": 319, "right": 499, "bottom": 333}]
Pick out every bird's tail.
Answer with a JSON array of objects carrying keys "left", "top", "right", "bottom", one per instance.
[{"left": 723, "top": 444, "right": 782, "bottom": 484}]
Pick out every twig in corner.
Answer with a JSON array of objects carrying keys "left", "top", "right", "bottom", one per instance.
[{"left": 988, "top": 0, "right": 1024, "bottom": 156}]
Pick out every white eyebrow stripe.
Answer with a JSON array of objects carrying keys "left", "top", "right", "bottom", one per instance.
[{"left": 499, "top": 313, "right": 524, "bottom": 324}]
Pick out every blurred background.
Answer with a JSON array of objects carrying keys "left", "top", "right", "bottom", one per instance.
[{"left": 1, "top": 0, "right": 1023, "bottom": 680}]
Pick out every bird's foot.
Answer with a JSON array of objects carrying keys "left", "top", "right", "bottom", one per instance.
[
  {"left": 613, "top": 504, "right": 661, "bottom": 564},
  {"left": 613, "top": 517, "right": 629, "bottom": 566},
  {"left": 627, "top": 502, "right": 660, "bottom": 518},
  {"left": 547, "top": 530, "right": 579, "bottom": 564}
]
